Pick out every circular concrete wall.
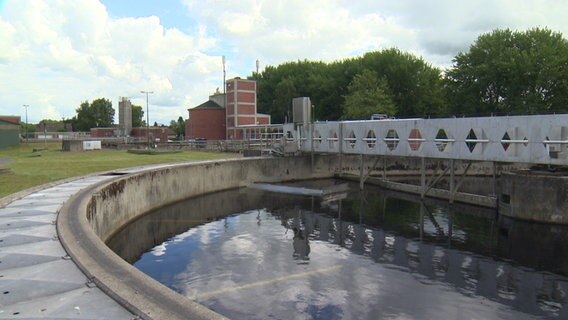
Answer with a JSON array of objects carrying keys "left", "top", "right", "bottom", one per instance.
[
  {"left": 56, "top": 155, "right": 542, "bottom": 319},
  {"left": 57, "top": 155, "right": 349, "bottom": 319}
]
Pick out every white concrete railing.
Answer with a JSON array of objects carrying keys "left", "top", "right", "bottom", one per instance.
[{"left": 284, "top": 114, "right": 568, "bottom": 165}]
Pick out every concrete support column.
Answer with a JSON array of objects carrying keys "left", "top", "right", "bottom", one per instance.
[
  {"left": 449, "top": 159, "right": 455, "bottom": 203},
  {"left": 492, "top": 161, "right": 497, "bottom": 196},
  {"left": 420, "top": 157, "right": 426, "bottom": 198},
  {"left": 338, "top": 123, "right": 344, "bottom": 177},
  {"left": 359, "top": 154, "right": 365, "bottom": 190},
  {"left": 310, "top": 124, "right": 315, "bottom": 172},
  {"left": 382, "top": 155, "right": 387, "bottom": 179}
]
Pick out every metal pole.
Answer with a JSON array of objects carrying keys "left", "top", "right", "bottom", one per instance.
[
  {"left": 141, "top": 91, "right": 153, "bottom": 149},
  {"left": 223, "top": 56, "right": 227, "bottom": 139},
  {"left": 310, "top": 105, "right": 315, "bottom": 172},
  {"left": 43, "top": 122, "right": 47, "bottom": 148},
  {"left": 23, "top": 104, "right": 29, "bottom": 143}
]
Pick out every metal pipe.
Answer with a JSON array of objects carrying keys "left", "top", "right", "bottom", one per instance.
[
  {"left": 22, "top": 104, "right": 29, "bottom": 143},
  {"left": 140, "top": 91, "right": 153, "bottom": 149}
]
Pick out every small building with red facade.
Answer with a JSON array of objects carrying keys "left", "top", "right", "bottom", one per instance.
[
  {"left": 185, "top": 96, "right": 226, "bottom": 140},
  {"left": 185, "top": 78, "right": 271, "bottom": 140},
  {"left": 131, "top": 127, "right": 175, "bottom": 142},
  {"left": 90, "top": 128, "right": 116, "bottom": 138}
]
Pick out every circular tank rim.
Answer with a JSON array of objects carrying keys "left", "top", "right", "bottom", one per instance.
[
  {"left": 57, "top": 162, "right": 232, "bottom": 320},
  {"left": 56, "top": 155, "right": 342, "bottom": 319}
]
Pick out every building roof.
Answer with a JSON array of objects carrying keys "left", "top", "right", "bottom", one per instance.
[
  {"left": 0, "top": 116, "right": 21, "bottom": 125},
  {"left": 190, "top": 100, "right": 223, "bottom": 110}
]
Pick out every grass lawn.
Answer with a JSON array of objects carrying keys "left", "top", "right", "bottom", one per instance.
[{"left": 0, "top": 142, "right": 239, "bottom": 198}]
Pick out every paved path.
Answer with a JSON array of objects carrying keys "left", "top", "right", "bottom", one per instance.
[{"left": 0, "top": 164, "right": 181, "bottom": 319}]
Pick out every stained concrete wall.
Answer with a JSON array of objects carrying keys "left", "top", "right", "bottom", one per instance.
[
  {"left": 62, "top": 140, "right": 83, "bottom": 152},
  {"left": 89, "top": 155, "right": 521, "bottom": 242},
  {"left": 500, "top": 170, "right": 568, "bottom": 224},
  {"left": 89, "top": 155, "right": 346, "bottom": 242}
]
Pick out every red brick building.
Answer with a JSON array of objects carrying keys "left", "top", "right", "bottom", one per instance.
[
  {"left": 131, "top": 127, "right": 175, "bottom": 142},
  {"left": 185, "top": 78, "right": 271, "bottom": 140},
  {"left": 90, "top": 128, "right": 116, "bottom": 138},
  {"left": 185, "top": 99, "right": 226, "bottom": 140},
  {"left": 226, "top": 78, "right": 270, "bottom": 139}
]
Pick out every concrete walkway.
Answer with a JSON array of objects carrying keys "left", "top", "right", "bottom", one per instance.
[{"left": 0, "top": 164, "right": 180, "bottom": 319}]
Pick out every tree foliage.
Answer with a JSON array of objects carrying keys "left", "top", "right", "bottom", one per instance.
[
  {"left": 361, "top": 49, "right": 446, "bottom": 116},
  {"left": 445, "top": 28, "right": 568, "bottom": 115},
  {"left": 169, "top": 116, "right": 185, "bottom": 140},
  {"left": 254, "top": 49, "right": 445, "bottom": 121},
  {"left": 342, "top": 70, "right": 396, "bottom": 119},
  {"left": 73, "top": 98, "right": 115, "bottom": 131},
  {"left": 19, "top": 122, "right": 36, "bottom": 137},
  {"left": 132, "top": 105, "right": 144, "bottom": 127}
]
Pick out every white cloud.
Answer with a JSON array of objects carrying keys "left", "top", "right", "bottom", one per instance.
[
  {"left": 1, "top": 0, "right": 568, "bottom": 124},
  {"left": 182, "top": 0, "right": 408, "bottom": 65},
  {"left": 0, "top": 0, "right": 219, "bottom": 124},
  {"left": 182, "top": 0, "right": 568, "bottom": 69}
]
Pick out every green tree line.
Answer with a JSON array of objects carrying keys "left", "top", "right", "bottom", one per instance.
[{"left": 253, "top": 28, "right": 568, "bottom": 121}]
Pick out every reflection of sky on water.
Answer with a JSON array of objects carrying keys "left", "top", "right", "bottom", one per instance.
[
  {"left": 113, "top": 182, "right": 568, "bottom": 319},
  {"left": 134, "top": 207, "right": 560, "bottom": 320}
]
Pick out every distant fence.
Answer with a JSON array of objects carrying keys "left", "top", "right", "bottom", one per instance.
[
  {"left": 58, "top": 137, "right": 283, "bottom": 154},
  {"left": 24, "top": 130, "right": 286, "bottom": 154}
]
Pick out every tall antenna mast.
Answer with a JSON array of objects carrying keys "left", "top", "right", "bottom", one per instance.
[
  {"left": 256, "top": 59, "right": 259, "bottom": 78},
  {"left": 222, "top": 55, "right": 226, "bottom": 96},
  {"left": 222, "top": 55, "right": 227, "bottom": 139}
]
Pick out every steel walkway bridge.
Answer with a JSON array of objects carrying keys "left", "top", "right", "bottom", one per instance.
[{"left": 283, "top": 114, "right": 568, "bottom": 165}]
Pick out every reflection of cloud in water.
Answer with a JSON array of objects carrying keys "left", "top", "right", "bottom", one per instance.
[
  {"left": 150, "top": 243, "right": 167, "bottom": 257},
  {"left": 152, "top": 228, "right": 201, "bottom": 257},
  {"left": 171, "top": 228, "right": 198, "bottom": 243},
  {"left": 128, "top": 187, "right": 568, "bottom": 319},
  {"left": 221, "top": 233, "right": 266, "bottom": 265}
]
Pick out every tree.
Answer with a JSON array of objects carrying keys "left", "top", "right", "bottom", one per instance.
[
  {"left": 73, "top": 98, "right": 115, "bottom": 131},
  {"left": 274, "top": 76, "right": 297, "bottom": 122},
  {"left": 177, "top": 116, "right": 185, "bottom": 139},
  {"left": 342, "top": 69, "right": 396, "bottom": 120},
  {"left": 361, "top": 49, "right": 446, "bottom": 117},
  {"left": 73, "top": 101, "right": 92, "bottom": 131},
  {"left": 20, "top": 122, "right": 35, "bottom": 138},
  {"left": 132, "top": 105, "right": 144, "bottom": 127},
  {"left": 445, "top": 28, "right": 568, "bottom": 115},
  {"left": 169, "top": 116, "right": 185, "bottom": 140},
  {"left": 253, "top": 49, "right": 445, "bottom": 122}
]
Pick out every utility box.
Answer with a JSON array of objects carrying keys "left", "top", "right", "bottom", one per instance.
[
  {"left": 83, "top": 141, "right": 102, "bottom": 150},
  {"left": 292, "top": 97, "right": 312, "bottom": 125}
]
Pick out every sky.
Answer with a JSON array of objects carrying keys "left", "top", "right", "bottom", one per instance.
[{"left": 1, "top": 0, "right": 568, "bottom": 125}]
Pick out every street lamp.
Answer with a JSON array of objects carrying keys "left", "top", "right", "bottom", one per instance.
[
  {"left": 22, "top": 104, "right": 29, "bottom": 143},
  {"left": 141, "top": 91, "right": 153, "bottom": 149}
]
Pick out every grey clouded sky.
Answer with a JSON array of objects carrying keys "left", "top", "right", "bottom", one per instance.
[{"left": 1, "top": 0, "right": 567, "bottom": 124}]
